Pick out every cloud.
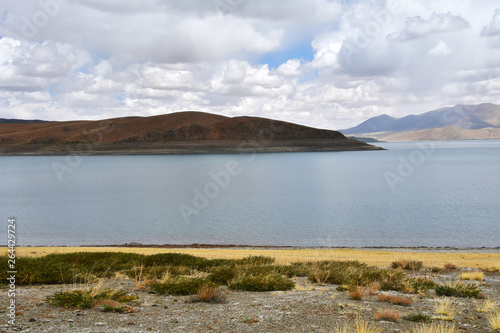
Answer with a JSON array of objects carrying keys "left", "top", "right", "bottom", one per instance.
[
  {"left": 481, "top": 9, "right": 500, "bottom": 37},
  {"left": 0, "top": 0, "right": 500, "bottom": 130},
  {"left": 391, "top": 12, "right": 470, "bottom": 42},
  {"left": 428, "top": 40, "right": 451, "bottom": 56}
]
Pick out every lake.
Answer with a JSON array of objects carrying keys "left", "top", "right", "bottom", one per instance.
[{"left": 1, "top": 140, "right": 499, "bottom": 248}]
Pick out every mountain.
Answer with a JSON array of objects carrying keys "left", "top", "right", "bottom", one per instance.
[
  {"left": 0, "top": 111, "right": 381, "bottom": 155},
  {"left": 341, "top": 103, "right": 500, "bottom": 141},
  {"left": 0, "top": 118, "right": 51, "bottom": 124}
]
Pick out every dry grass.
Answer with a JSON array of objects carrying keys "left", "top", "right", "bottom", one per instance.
[
  {"left": 377, "top": 294, "right": 413, "bottom": 306},
  {"left": 355, "top": 317, "right": 382, "bottom": 333},
  {"left": 411, "top": 323, "right": 457, "bottom": 333},
  {"left": 6, "top": 247, "right": 500, "bottom": 269},
  {"left": 348, "top": 285, "right": 366, "bottom": 300},
  {"left": 366, "top": 282, "right": 380, "bottom": 295},
  {"left": 476, "top": 299, "right": 497, "bottom": 312},
  {"left": 433, "top": 298, "right": 456, "bottom": 321},
  {"left": 374, "top": 310, "right": 401, "bottom": 322},
  {"left": 192, "top": 285, "right": 226, "bottom": 303},
  {"left": 459, "top": 271, "right": 484, "bottom": 281},
  {"left": 487, "top": 311, "right": 500, "bottom": 330}
]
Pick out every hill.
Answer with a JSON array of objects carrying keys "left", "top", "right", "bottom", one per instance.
[
  {"left": 0, "top": 111, "right": 380, "bottom": 155},
  {"left": 341, "top": 103, "right": 500, "bottom": 141}
]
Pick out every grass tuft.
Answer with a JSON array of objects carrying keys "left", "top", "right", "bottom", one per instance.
[
  {"left": 47, "top": 287, "right": 136, "bottom": 309},
  {"left": 374, "top": 310, "right": 401, "bottom": 322},
  {"left": 476, "top": 299, "right": 497, "bottom": 313},
  {"left": 150, "top": 277, "right": 213, "bottom": 296},
  {"left": 487, "top": 311, "right": 500, "bottom": 330},
  {"left": 411, "top": 323, "right": 456, "bottom": 333},
  {"left": 404, "top": 313, "right": 433, "bottom": 323},
  {"left": 377, "top": 294, "right": 413, "bottom": 306},
  {"left": 459, "top": 271, "right": 484, "bottom": 282},
  {"left": 432, "top": 298, "right": 456, "bottom": 321}
]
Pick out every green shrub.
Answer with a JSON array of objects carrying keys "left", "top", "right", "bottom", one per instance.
[
  {"left": 236, "top": 256, "right": 275, "bottom": 265},
  {"left": 143, "top": 253, "right": 212, "bottom": 270},
  {"left": 150, "top": 277, "right": 213, "bottom": 295},
  {"left": 47, "top": 288, "right": 136, "bottom": 308},
  {"left": 229, "top": 274, "right": 294, "bottom": 292},
  {"left": 391, "top": 259, "right": 423, "bottom": 271},
  {"left": 307, "top": 260, "right": 406, "bottom": 290},
  {"left": 435, "top": 282, "right": 480, "bottom": 298},
  {"left": 275, "top": 263, "right": 312, "bottom": 277},
  {"left": 403, "top": 313, "right": 433, "bottom": 323},
  {"left": 208, "top": 266, "right": 238, "bottom": 285}
]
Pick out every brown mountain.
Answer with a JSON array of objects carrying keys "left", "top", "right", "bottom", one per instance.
[{"left": 0, "top": 111, "right": 381, "bottom": 155}]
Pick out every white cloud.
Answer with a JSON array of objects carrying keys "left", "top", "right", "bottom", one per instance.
[
  {"left": 429, "top": 40, "right": 451, "bottom": 56},
  {"left": 481, "top": 9, "right": 500, "bottom": 37},
  {"left": 391, "top": 12, "right": 470, "bottom": 42}
]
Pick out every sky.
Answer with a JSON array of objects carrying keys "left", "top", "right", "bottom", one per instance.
[{"left": 1, "top": 0, "right": 500, "bottom": 130}]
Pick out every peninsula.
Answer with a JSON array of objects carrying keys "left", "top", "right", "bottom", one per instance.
[{"left": 0, "top": 112, "right": 381, "bottom": 155}]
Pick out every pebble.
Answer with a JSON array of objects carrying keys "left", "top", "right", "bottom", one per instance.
[{"left": 95, "top": 322, "right": 106, "bottom": 326}]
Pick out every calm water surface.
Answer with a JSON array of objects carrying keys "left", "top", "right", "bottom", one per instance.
[{"left": 1, "top": 140, "right": 499, "bottom": 247}]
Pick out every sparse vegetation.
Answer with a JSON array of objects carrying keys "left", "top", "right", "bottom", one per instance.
[
  {"left": 377, "top": 294, "right": 413, "bottom": 306},
  {"left": 392, "top": 259, "right": 423, "bottom": 271},
  {"left": 487, "top": 311, "right": 500, "bottom": 330},
  {"left": 460, "top": 271, "right": 484, "bottom": 281},
  {"left": 229, "top": 274, "right": 294, "bottom": 292},
  {"left": 433, "top": 298, "right": 456, "bottom": 321},
  {"left": 476, "top": 299, "right": 497, "bottom": 312},
  {"left": 374, "top": 310, "right": 401, "bottom": 322},
  {"left": 348, "top": 284, "right": 365, "bottom": 300},
  {"left": 435, "top": 282, "right": 481, "bottom": 298},
  {"left": 47, "top": 286, "right": 136, "bottom": 309},
  {"left": 404, "top": 313, "right": 433, "bottom": 323},
  {"left": 410, "top": 323, "right": 456, "bottom": 333},
  {"left": 150, "top": 277, "right": 213, "bottom": 295},
  {"left": 190, "top": 285, "right": 227, "bottom": 303}
]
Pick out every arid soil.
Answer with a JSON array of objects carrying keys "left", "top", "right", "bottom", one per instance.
[{"left": 1, "top": 269, "right": 498, "bottom": 332}]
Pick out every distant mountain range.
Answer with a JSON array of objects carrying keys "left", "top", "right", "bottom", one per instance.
[
  {"left": 0, "top": 118, "right": 51, "bottom": 124},
  {"left": 0, "top": 111, "right": 380, "bottom": 155},
  {"left": 341, "top": 103, "right": 500, "bottom": 141}
]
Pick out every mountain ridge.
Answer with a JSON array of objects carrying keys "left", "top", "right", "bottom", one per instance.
[{"left": 341, "top": 103, "right": 500, "bottom": 141}]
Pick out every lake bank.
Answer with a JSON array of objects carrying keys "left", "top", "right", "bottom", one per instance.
[{"left": 7, "top": 246, "right": 500, "bottom": 269}]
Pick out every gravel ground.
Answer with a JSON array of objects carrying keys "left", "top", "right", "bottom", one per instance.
[{"left": 1, "top": 270, "right": 499, "bottom": 333}]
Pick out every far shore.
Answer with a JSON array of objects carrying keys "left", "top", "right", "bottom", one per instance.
[{"left": 3, "top": 246, "right": 500, "bottom": 270}]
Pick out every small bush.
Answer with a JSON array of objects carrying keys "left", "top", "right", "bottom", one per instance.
[
  {"left": 47, "top": 288, "right": 136, "bottom": 309},
  {"left": 392, "top": 259, "right": 423, "bottom": 271},
  {"left": 435, "top": 282, "right": 480, "bottom": 298},
  {"left": 208, "top": 266, "right": 237, "bottom": 286},
  {"left": 348, "top": 285, "right": 365, "bottom": 300},
  {"left": 375, "top": 310, "right": 401, "bottom": 322},
  {"left": 191, "top": 285, "right": 226, "bottom": 303},
  {"left": 150, "top": 277, "right": 213, "bottom": 295},
  {"left": 377, "top": 294, "right": 413, "bottom": 306},
  {"left": 443, "top": 263, "right": 456, "bottom": 270},
  {"left": 404, "top": 313, "right": 433, "bottom": 323},
  {"left": 229, "top": 274, "right": 294, "bottom": 292}
]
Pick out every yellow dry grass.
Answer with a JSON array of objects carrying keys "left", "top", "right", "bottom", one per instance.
[
  {"left": 2, "top": 247, "right": 500, "bottom": 269},
  {"left": 459, "top": 271, "right": 485, "bottom": 281}
]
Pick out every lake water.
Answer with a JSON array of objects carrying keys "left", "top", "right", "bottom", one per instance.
[{"left": 1, "top": 140, "right": 499, "bottom": 248}]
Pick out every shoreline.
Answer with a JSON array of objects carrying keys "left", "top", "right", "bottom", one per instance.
[
  {"left": 0, "top": 140, "right": 383, "bottom": 156},
  {"left": 5, "top": 246, "right": 500, "bottom": 269}
]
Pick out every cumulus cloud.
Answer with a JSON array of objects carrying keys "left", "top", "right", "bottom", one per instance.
[
  {"left": 391, "top": 12, "right": 470, "bottom": 42},
  {"left": 428, "top": 40, "right": 451, "bottom": 56},
  {"left": 0, "top": 0, "right": 499, "bottom": 129}
]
